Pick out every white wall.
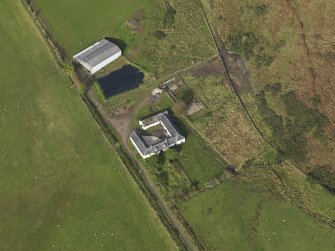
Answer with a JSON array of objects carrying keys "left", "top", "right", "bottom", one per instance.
[{"left": 90, "top": 51, "right": 122, "bottom": 74}]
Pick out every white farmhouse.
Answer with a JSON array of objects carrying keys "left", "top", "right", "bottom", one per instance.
[
  {"left": 73, "top": 39, "right": 121, "bottom": 75},
  {"left": 130, "top": 111, "right": 186, "bottom": 159}
]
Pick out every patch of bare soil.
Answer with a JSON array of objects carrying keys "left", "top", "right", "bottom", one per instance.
[
  {"left": 126, "top": 9, "right": 146, "bottom": 61},
  {"left": 125, "top": 9, "right": 145, "bottom": 33},
  {"left": 189, "top": 57, "right": 224, "bottom": 77},
  {"left": 221, "top": 50, "right": 251, "bottom": 94},
  {"left": 109, "top": 92, "right": 152, "bottom": 144},
  {"left": 187, "top": 101, "right": 204, "bottom": 115}
]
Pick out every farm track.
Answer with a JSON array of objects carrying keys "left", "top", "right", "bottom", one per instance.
[
  {"left": 86, "top": 90, "right": 201, "bottom": 251},
  {"left": 21, "top": 1, "right": 201, "bottom": 250}
]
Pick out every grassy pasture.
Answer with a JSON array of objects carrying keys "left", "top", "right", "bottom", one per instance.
[
  {"left": 180, "top": 180, "right": 335, "bottom": 251},
  {"left": 180, "top": 72, "right": 269, "bottom": 168},
  {"left": 35, "top": 0, "right": 153, "bottom": 58},
  {"left": 35, "top": 0, "right": 216, "bottom": 77},
  {"left": 0, "top": 1, "right": 176, "bottom": 250}
]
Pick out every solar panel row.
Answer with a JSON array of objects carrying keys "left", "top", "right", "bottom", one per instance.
[{"left": 98, "top": 65, "right": 144, "bottom": 98}]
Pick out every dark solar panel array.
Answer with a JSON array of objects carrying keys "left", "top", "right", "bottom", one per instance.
[{"left": 98, "top": 65, "right": 144, "bottom": 98}]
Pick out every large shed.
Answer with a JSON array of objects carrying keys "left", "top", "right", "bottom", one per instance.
[{"left": 73, "top": 39, "right": 121, "bottom": 74}]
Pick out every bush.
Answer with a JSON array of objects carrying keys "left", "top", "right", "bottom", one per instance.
[
  {"left": 180, "top": 89, "right": 195, "bottom": 106},
  {"left": 283, "top": 91, "right": 328, "bottom": 132},
  {"left": 255, "top": 91, "right": 304, "bottom": 162},
  {"left": 308, "top": 165, "right": 335, "bottom": 193},
  {"left": 255, "top": 90, "right": 328, "bottom": 162},
  {"left": 154, "top": 30, "right": 166, "bottom": 40},
  {"left": 227, "top": 31, "right": 259, "bottom": 59},
  {"left": 164, "top": 2, "right": 176, "bottom": 29},
  {"left": 255, "top": 4, "right": 268, "bottom": 16},
  {"left": 255, "top": 54, "right": 273, "bottom": 67},
  {"left": 264, "top": 83, "right": 282, "bottom": 95}
]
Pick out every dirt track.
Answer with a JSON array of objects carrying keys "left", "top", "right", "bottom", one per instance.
[{"left": 87, "top": 89, "right": 200, "bottom": 251}]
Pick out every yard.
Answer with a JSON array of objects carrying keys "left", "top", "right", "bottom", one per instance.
[{"left": 0, "top": 1, "right": 176, "bottom": 250}]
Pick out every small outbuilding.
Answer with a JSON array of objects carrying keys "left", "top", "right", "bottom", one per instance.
[{"left": 73, "top": 39, "right": 121, "bottom": 74}]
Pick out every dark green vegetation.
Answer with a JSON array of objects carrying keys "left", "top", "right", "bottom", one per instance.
[
  {"left": 255, "top": 87, "right": 327, "bottom": 162},
  {"left": 0, "top": 1, "right": 176, "bottom": 250},
  {"left": 308, "top": 165, "right": 335, "bottom": 193}
]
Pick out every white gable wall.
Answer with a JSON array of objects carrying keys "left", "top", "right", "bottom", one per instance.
[{"left": 90, "top": 51, "right": 122, "bottom": 74}]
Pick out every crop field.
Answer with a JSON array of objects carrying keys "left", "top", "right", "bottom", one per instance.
[
  {"left": 180, "top": 164, "right": 335, "bottom": 251},
  {"left": 200, "top": 0, "right": 335, "bottom": 183},
  {"left": 179, "top": 60, "right": 270, "bottom": 168},
  {"left": 35, "top": 0, "right": 216, "bottom": 77},
  {"left": 0, "top": 1, "right": 176, "bottom": 250}
]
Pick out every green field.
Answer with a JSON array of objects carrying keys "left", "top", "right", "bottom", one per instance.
[
  {"left": 35, "top": 0, "right": 154, "bottom": 57},
  {"left": 0, "top": 1, "right": 176, "bottom": 250},
  {"left": 180, "top": 71, "right": 269, "bottom": 167},
  {"left": 35, "top": 0, "right": 216, "bottom": 76},
  {"left": 180, "top": 182, "right": 335, "bottom": 251}
]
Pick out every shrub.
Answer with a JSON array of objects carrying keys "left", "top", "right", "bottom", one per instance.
[
  {"left": 227, "top": 31, "right": 259, "bottom": 59},
  {"left": 264, "top": 83, "right": 282, "bottom": 95},
  {"left": 308, "top": 165, "right": 335, "bottom": 193},
  {"left": 254, "top": 4, "right": 267, "bottom": 16},
  {"left": 154, "top": 30, "right": 166, "bottom": 40},
  {"left": 164, "top": 2, "right": 176, "bottom": 29},
  {"left": 255, "top": 90, "right": 328, "bottom": 162},
  {"left": 255, "top": 54, "right": 273, "bottom": 67}
]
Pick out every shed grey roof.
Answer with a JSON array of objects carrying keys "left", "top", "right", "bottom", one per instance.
[{"left": 73, "top": 39, "right": 121, "bottom": 68}]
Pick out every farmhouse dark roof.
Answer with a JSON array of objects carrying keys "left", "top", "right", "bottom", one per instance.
[
  {"left": 73, "top": 39, "right": 121, "bottom": 68},
  {"left": 130, "top": 112, "right": 185, "bottom": 158}
]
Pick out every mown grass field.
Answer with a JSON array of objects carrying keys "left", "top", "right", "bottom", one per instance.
[
  {"left": 35, "top": 0, "right": 154, "bottom": 58},
  {"left": 180, "top": 177, "right": 335, "bottom": 251},
  {"left": 0, "top": 1, "right": 176, "bottom": 250},
  {"left": 35, "top": 0, "right": 216, "bottom": 77}
]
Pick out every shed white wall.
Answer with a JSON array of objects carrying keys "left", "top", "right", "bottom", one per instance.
[
  {"left": 90, "top": 51, "right": 122, "bottom": 74},
  {"left": 140, "top": 121, "right": 161, "bottom": 130},
  {"left": 130, "top": 136, "right": 154, "bottom": 159}
]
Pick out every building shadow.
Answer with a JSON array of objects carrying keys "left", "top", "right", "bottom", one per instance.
[{"left": 105, "top": 37, "right": 128, "bottom": 53}]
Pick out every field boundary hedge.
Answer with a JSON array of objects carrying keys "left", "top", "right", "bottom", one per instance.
[
  {"left": 22, "top": 0, "right": 68, "bottom": 62},
  {"left": 20, "top": 0, "right": 191, "bottom": 250}
]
